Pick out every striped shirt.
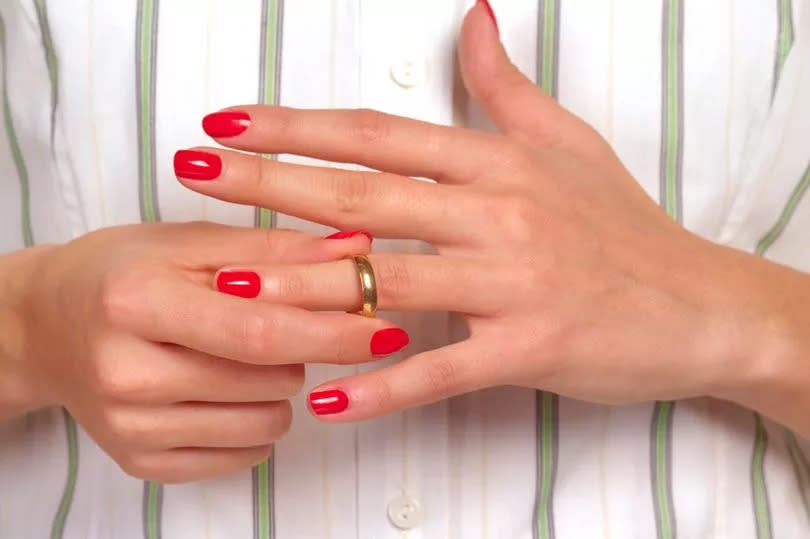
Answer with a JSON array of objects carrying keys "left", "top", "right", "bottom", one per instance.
[{"left": 1, "top": 1, "right": 810, "bottom": 537}]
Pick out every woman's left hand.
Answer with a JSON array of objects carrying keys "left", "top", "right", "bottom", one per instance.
[{"left": 175, "top": 3, "right": 810, "bottom": 431}]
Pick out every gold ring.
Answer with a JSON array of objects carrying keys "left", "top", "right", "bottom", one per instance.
[{"left": 347, "top": 255, "right": 377, "bottom": 318}]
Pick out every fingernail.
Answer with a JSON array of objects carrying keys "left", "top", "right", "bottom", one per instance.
[
  {"left": 309, "top": 389, "right": 349, "bottom": 416},
  {"left": 174, "top": 150, "right": 222, "bottom": 181},
  {"left": 477, "top": 0, "right": 499, "bottom": 33},
  {"left": 325, "top": 230, "right": 374, "bottom": 244},
  {"left": 216, "top": 270, "right": 261, "bottom": 298},
  {"left": 202, "top": 110, "right": 251, "bottom": 138},
  {"left": 370, "top": 328, "right": 410, "bottom": 357}
]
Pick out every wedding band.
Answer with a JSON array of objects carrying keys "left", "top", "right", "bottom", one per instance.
[{"left": 347, "top": 255, "right": 377, "bottom": 318}]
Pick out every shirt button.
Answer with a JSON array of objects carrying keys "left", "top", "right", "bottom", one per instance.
[
  {"left": 387, "top": 494, "right": 421, "bottom": 530},
  {"left": 390, "top": 58, "right": 426, "bottom": 89}
]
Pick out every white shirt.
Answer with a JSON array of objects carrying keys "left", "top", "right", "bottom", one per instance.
[{"left": 1, "top": 1, "right": 810, "bottom": 538}]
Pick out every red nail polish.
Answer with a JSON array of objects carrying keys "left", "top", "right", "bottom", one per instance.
[
  {"left": 216, "top": 271, "right": 261, "bottom": 298},
  {"left": 325, "top": 230, "right": 374, "bottom": 243},
  {"left": 477, "top": 0, "right": 499, "bottom": 33},
  {"left": 309, "top": 389, "right": 349, "bottom": 416},
  {"left": 174, "top": 150, "right": 222, "bottom": 181},
  {"left": 370, "top": 328, "right": 409, "bottom": 357},
  {"left": 202, "top": 111, "right": 251, "bottom": 138}
]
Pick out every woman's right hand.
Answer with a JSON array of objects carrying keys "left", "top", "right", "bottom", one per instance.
[{"left": 2, "top": 222, "right": 392, "bottom": 482}]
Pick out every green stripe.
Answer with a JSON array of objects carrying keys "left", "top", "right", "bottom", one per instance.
[
  {"left": 253, "top": 3, "right": 282, "bottom": 539},
  {"left": 137, "top": 0, "right": 160, "bottom": 223},
  {"left": 752, "top": 415, "right": 773, "bottom": 538},
  {"left": 534, "top": 4, "right": 559, "bottom": 537},
  {"left": 749, "top": 6, "right": 799, "bottom": 534},
  {"left": 772, "top": 0, "right": 794, "bottom": 98},
  {"left": 785, "top": 431, "right": 810, "bottom": 524},
  {"left": 136, "top": 1, "right": 162, "bottom": 536},
  {"left": 32, "top": 0, "right": 59, "bottom": 147},
  {"left": 651, "top": 3, "right": 682, "bottom": 538},
  {"left": 254, "top": 0, "right": 282, "bottom": 230},
  {"left": 653, "top": 402, "right": 675, "bottom": 539},
  {"left": 755, "top": 165, "right": 810, "bottom": 256},
  {"left": 145, "top": 482, "right": 160, "bottom": 539},
  {"left": 0, "top": 14, "right": 34, "bottom": 247},
  {"left": 50, "top": 410, "right": 79, "bottom": 539}
]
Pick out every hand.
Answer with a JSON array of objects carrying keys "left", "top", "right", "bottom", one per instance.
[
  {"left": 176, "top": 5, "right": 810, "bottom": 432},
  {"left": 5, "top": 222, "right": 400, "bottom": 482}
]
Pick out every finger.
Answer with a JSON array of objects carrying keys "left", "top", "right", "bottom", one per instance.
[
  {"left": 306, "top": 339, "right": 504, "bottom": 422},
  {"left": 459, "top": 2, "right": 608, "bottom": 159},
  {"left": 106, "top": 401, "right": 292, "bottom": 450},
  {"left": 159, "top": 221, "right": 372, "bottom": 268},
  {"left": 174, "top": 149, "right": 473, "bottom": 244},
  {"left": 102, "top": 340, "right": 305, "bottom": 404},
  {"left": 119, "top": 445, "right": 272, "bottom": 483},
  {"left": 125, "top": 278, "right": 405, "bottom": 365},
  {"left": 216, "top": 254, "right": 506, "bottom": 316},
  {"left": 200, "top": 105, "right": 506, "bottom": 184}
]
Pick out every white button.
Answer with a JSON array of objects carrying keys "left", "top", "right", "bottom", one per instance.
[
  {"left": 390, "top": 58, "right": 426, "bottom": 89},
  {"left": 387, "top": 494, "right": 421, "bottom": 530}
]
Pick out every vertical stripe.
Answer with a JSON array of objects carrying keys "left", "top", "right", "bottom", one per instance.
[
  {"left": 772, "top": 0, "right": 794, "bottom": 99},
  {"left": 136, "top": 0, "right": 161, "bottom": 223},
  {"left": 651, "top": 401, "right": 677, "bottom": 539},
  {"left": 136, "top": 1, "right": 163, "bottom": 536},
  {"left": 659, "top": 0, "right": 684, "bottom": 219},
  {"left": 755, "top": 163, "right": 810, "bottom": 256},
  {"left": 534, "top": 3, "right": 560, "bottom": 538},
  {"left": 0, "top": 13, "right": 34, "bottom": 247},
  {"left": 2, "top": 16, "right": 79, "bottom": 537},
  {"left": 252, "top": 2, "right": 283, "bottom": 539},
  {"left": 32, "top": 0, "right": 59, "bottom": 148},
  {"left": 751, "top": 415, "right": 773, "bottom": 539},
  {"left": 50, "top": 409, "right": 79, "bottom": 539},
  {"left": 253, "top": 0, "right": 283, "bottom": 229},
  {"left": 748, "top": 5, "right": 800, "bottom": 535},
  {"left": 652, "top": 3, "right": 683, "bottom": 538},
  {"left": 142, "top": 481, "right": 163, "bottom": 539},
  {"left": 785, "top": 431, "right": 810, "bottom": 524}
]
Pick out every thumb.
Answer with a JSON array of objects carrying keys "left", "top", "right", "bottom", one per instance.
[{"left": 459, "top": 1, "right": 605, "bottom": 156}]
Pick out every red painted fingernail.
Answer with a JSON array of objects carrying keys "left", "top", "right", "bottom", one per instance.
[
  {"left": 309, "top": 389, "right": 349, "bottom": 416},
  {"left": 477, "top": 0, "right": 499, "bottom": 33},
  {"left": 216, "top": 270, "right": 261, "bottom": 298},
  {"left": 370, "top": 328, "right": 410, "bottom": 357},
  {"left": 174, "top": 150, "right": 222, "bottom": 181},
  {"left": 325, "top": 230, "right": 374, "bottom": 243},
  {"left": 202, "top": 110, "right": 251, "bottom": 138}
]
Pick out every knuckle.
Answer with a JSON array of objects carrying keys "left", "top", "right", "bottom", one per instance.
[
  {"left": 368, "top": 376, "right": 394, "bottom": 411},
  {"left": 267, "top": 400, "right": 293, "bottom": 440},
  {"left": 118, "top": 452, "right": 166, "bottom": 482},
  {"left": 240, "top": 312, "right": 279, "bottom": 361},
  {"left": 91, "top": 357, "right": 157, "bottom": 403},
  {"left": 96, "top": 267, "right": 150, "bottom": 327},
  {"left": 331, "top": 170, "right": 374, "bottom": 217},
  {"left": 374, "top": 257, "right": 412, "bottom": 306},
  {"left": 276, "top": 365, "right": 306, "bottom": 397},
  {"left": 421, "top": 356, "right": 460, "bottom": 395},
  {"left": 496, "top": 194, "right": 540, "bottom": 244},
  {"left": 349, "top": 108, "right": 391, "bottom": 145},
  {"left": 262, "top": 270, "right": 307, "bottom": 301}
]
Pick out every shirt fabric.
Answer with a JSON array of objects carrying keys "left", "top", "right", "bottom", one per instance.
[{"left": 1, "top": 1, "right": 810, "bottom": 538}]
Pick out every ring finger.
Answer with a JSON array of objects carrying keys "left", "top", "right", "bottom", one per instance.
[{"left": 215, "top": 254, "right": 508, "bottom": 316}]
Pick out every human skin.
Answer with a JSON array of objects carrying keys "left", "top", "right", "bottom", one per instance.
[
  {"left": 176, "top": 3, "right": 810, "bottom": 434},
  {"left": 0, "top": 223, "right": 408, "bottom": 482}
]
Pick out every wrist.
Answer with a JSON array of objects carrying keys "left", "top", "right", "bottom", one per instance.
[
  {"left": 0, "top": 245, "right": 59, "bottom": 419},
  {"left": 706, "top": 249, "right": 810, "bottom": 434}
]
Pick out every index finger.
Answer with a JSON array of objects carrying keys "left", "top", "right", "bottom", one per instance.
[{"left": 201, "top": 106, "right": 504, "bottom": 184}]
